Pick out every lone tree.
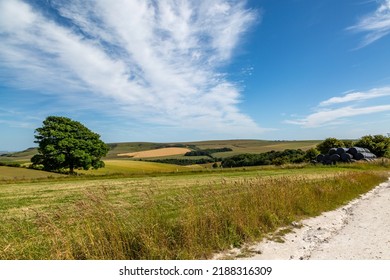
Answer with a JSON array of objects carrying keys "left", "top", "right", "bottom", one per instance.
[{"left": 31, "top": 116, "right": 109, "bottom": 173}]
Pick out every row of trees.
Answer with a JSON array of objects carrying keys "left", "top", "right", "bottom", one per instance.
[{"left": 221, "top": 149, "right": 308, "bottom": 168}]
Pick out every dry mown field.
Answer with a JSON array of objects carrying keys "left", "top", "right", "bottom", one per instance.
[{"left": 117, "top": 147, "right": 191, "bottom": 158}]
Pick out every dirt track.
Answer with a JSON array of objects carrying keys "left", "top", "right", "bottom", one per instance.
[{"left": 217, "top": 177, "right": 390, "bottom": 260}]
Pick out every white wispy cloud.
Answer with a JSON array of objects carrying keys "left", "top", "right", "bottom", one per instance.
[
  {"left": 319, "top": 87, "right": 390, "bottom": 106},
  {"left": 0, "top": 0, "right": 265, "bottom": 137},
  {"left": 286, "top": 86, "right": 390, "bottom": 127},
  {"left": 348, "top": 0, "right": 390, "bottom": 48},
  {"left": 286, "top": 105, "right": 390, "bottom": 127}
]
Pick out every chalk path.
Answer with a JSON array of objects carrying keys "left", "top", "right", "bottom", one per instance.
[{"left": 214, "top": 178, "right": 390, "bottom": 260}]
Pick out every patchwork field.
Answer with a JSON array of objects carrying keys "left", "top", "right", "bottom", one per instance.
[
  {"left": 1, "top": 140, "right": 322, "bottom": 165},
  {"left": 105, "top": 139, "right": 322, "bottom": 159}
]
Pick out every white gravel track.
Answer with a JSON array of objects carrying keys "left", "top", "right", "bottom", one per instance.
[{"left": 215, "top": 177, "right": 390, "bottom": 260}]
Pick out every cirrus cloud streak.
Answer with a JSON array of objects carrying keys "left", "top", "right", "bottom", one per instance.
[{"left": 0, "top": 0, "right": 266, "bottom": 138}]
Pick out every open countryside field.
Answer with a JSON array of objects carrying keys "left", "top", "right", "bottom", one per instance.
[
  {"left": 104, "top": 139, "right": 322, "bottom": 160},
  {"left": 184, "top": 139, "right": 321, "bottom": 157},
  {"left": 0, "top": 161, "right": 389, "bottom": 259},
  {"left": 0, "top": 166, "right": 65, "bottom": 180},
  {"left": 1, "top": 139, "right": 322, "bottom": 166},
  {"left": 117, "top": 147, "right": 191, "bottom": 158},
  {"left": 80, "top": 159, "right": 200, "bottom": 175}
]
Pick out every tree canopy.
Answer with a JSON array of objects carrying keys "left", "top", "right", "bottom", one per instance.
[
  {"left": 31, "top": 116, "right": 109, "bottom": 173},
  {"left": 316, "top": 138, "right": 345, "bottom": 154},
  {"left": 354, "top": 135, "right": 390, "bottom": 157}
]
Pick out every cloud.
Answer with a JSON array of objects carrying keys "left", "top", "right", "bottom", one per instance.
[
  {"left": 286, "top": 86, "right": 390, "bottom": 127},
  {"left": 0, "top": 0, "right": 265, "bottom": 137},
  {"left": 286, "top": 105, "right": 390, "bottom": 127},
  {"left": 348, "top": 0, "right": 390, "bottom": 48},
  {"left": 319, "top": 87, "right": 390, "bottom": 106}
]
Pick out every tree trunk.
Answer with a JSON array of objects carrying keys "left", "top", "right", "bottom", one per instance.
[{"left": 70, "top": 162, "right": 75, "bottom": 174}]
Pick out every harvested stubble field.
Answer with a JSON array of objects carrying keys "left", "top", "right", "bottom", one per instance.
[
  {"left": 117, "top": 147, "right": 191, "bottom": 158},
  {"left": 0, "top": 162, "right": 389, "bottom": 260}
]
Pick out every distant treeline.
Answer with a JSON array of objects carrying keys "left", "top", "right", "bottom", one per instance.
[
  {"left": 155, "top": 143, "right": 196, "bottom": 149},
  {"left": 184, "top": 147, "right": 232, "bottom": 157},
  {"left": 144, "top": 158, "right": 216, "bottom": 166},
  {"left": 221, "top": 149, "right": 306, "bottom": 168}
]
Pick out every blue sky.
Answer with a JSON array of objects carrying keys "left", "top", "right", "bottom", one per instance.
[{"left": 1, "top": 0, "right": 390, "bottom": 151}]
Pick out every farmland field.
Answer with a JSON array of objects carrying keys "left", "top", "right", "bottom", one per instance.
[
  {"left": 104, "top": 139, "right": 322, "bottom": 160},
  {"left": 117, "top": 147, "right": 191, "bottom": 158},
  {"left": 80, "top": 159, "right": 200, "bottom": 175},
  {"left": 1, "top": 139, "right": 388, "bottom": 259},
  {"left": 0, "top": 160, "right": 389, "bottom": 259},
  {"left": 0, "top": 166, "right": 65, "bottom": 180}
]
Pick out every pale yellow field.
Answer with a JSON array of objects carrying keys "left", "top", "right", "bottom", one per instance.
[
  {"left": 80, "top": 159, "right": 199, "bottom": 175},
  {"left": 117, "top": 147, "right": 191, "bottom": 158}
]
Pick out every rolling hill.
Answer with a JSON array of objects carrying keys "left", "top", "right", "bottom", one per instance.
[{"left": 1, "top": 139, "right": 321, "bottom": 164}]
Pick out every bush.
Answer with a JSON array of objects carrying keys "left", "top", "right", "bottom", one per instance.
[
  {"left": 354, "top": 135, "right": 390, "bottom": 157},
  {"left": 221, "top": 149, "right": 306, "bottom": 168},
  {"left": 316, "top": 138, "right": 345, "bottom": 154},
  {"left": 0, "top": 162, "right": 21, "bottom": 168}
]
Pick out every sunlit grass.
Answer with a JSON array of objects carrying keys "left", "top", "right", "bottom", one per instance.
[{"left": 0, "top": 165, "right": 388, "bottom": 259}]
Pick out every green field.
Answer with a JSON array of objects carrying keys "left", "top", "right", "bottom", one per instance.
[
  {"left": 0, "top": 160, "right": 389, "bottom": 259},
  {"left": 1, "top": 139, "right": 389, "bottom": 259},
  {"left": 80, "top": 159, "right": 201, "bottom": 175},
  {"left": 0, "top": 139, "right": 322, "bottom": 168},
  {"left": 106, "top": 139, "right": 321, "bottom": 159},
  {"left": 0, "top": 166, "right": 65, "bottom": 180}
]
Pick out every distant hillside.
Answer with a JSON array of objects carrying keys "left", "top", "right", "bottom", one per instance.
[
  {"left": 1, "top": 140, "right": 322, "bottom": 163},
  {"left": 0, "top": 147, "right": 38, "bottom": 163},
  {"left": 106, "top": 139, "right": 321, "bottom": 160}
]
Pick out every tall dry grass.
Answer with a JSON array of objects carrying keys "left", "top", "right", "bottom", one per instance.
[{"left": 1, "top": 171, "right": 388, "bottom": 259}]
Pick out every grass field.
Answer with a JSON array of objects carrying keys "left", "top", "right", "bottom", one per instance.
[
  {"left": 80, "top": 159, "right": 200, "bottom": 175},
  {"left": 0, "top": 166, "right": 65, "bottom": 180},
  {"left": 0, "top": 161, "right": 388, "bottom": 259},
  {"left": 103, "top": 139, "right": 322, "bottom": 160},
  {"left": 1, "top": 140, "right": 322, "bottom": 168}
]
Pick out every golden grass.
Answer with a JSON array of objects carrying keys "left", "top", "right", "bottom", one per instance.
[
  {"left": 79, "top": 159, "right": 199, "bottom": 175},
  {"left": 0, "top": 164, "right": 388, "bottom": 259},
  {"left": 117, "top": 147, "right": 191, "bottom": 158}
]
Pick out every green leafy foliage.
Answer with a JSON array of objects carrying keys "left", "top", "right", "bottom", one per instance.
[
  {"left": 316, "top": 138, "right": 345, "bottom": 154},
  {"left": 354, "top": 135, "right": 390, "bottom": 157},
  {"left": 304, "top": 148, "right": 320, "bottom": 161},
  {"left": 31, "top": 116, "right": 109, "bottom": 173},
  {"left": 221, "top": 149, "right": 306, "bottom": 168}
]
